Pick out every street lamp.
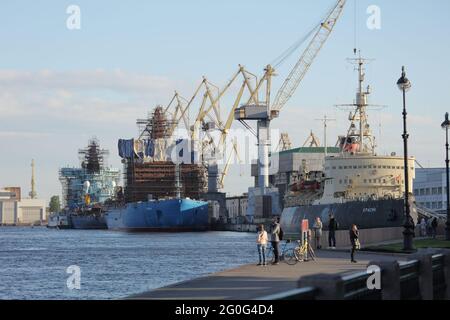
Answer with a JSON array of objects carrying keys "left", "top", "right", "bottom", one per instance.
[
  {"left": 397, "top": 66, "right": 415, "bottom": 252},
  {"left": 441, "top": 113, "right": 450, "bottom": 240}
]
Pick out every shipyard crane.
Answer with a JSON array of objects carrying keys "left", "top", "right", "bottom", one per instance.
[
  {"left": 217, "top": 139, "right": 242, "bottom": 190},
  {"left": 275, "top": 133, "right": 293, "bottom": 152},
  {"left": 235, "top": 0, "right": 346, "bottom": 193}
]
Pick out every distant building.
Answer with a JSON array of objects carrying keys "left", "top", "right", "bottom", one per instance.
[
  {"left": 225, "top": 195, "right": 248, "bottom": 223},
  {"left": 414, "top": 168, "right": 447, "bottom": 213},
  {"left": 0, "top": 187, "right": 46, "bottom": 225}
]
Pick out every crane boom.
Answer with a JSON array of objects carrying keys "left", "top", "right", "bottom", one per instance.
[{"left": 271, "top": 0, "right": 346, "bottom": 112}]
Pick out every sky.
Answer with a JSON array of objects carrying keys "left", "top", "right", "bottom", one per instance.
[{"left": 1, "top": 0, "right": 450, "bottom": 203}]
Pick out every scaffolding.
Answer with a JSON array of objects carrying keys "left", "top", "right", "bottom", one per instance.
[
  {"left": 124, "top": 162, "right": 207, "bottom": 202},
  {"left": 78, "top": 138, "right": 109, "bottom": 173},
  {"left": 60, "top": 139, "right": 120, "bottom": 209},
  {"left": 137, "top": 106, "right": 176, "bottom": 140},
  {"left": 123, "top": 106, "right": 207, "bottom": 202}
]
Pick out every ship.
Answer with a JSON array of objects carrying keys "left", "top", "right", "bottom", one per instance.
[
  {"left": 105, "top": 106, "right": 209, "bottom": 232},
  {"left": 69, "top": 206, "right": 108, "bottom": 230},
  {"left": 47, "top": 211, "right": 72, "bottom": 229},
  {"left": 280, "top": 55, "right": 418, "bottom": 237},
  {"left": 59, "top": 138, "right": 121, "bottom": 229}
]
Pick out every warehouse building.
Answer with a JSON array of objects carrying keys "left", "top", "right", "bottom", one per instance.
[
  {"left": 413, "top": 168, "right": 447, "bottom": 213},
  {"left": 0, "top": 187, "right": 46, "bottom": 225}
]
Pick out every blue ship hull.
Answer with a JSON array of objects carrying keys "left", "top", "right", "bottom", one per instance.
[
  {"left": 70, "top": 214, "right": 108, "bottom": 230},
  {"left": 105, "top": 198, "right": 209, "bottom": 232}
]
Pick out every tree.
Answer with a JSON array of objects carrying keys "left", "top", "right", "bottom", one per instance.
[{"left": 49, "top": 196, "right": 61, "bottom": 213}]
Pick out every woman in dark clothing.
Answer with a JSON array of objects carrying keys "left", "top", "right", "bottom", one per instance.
[{"left": 349, "top": 224, "right": 360, "bottom": 263}]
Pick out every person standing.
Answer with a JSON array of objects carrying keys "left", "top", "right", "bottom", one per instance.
[
  {"left": 431, "top": 217, "right": 438, "bottom": 239},
  {"left": 349, "top": 224, "right": 360, "bottom": 263},
  {"left": 270, "top": 217, "right": 281, "bottom": 265},
  {"left": 313, "top": 217, "right": 323, "bottom": 250},
  {"left": 256, "top": 224, "right": 268, "bottom": 266},
  {"left": 328, "top": 214, "right": 338, "bottom": 249},
  {"left": 419, "top": 217, "right": 427, "bottom": 237}
]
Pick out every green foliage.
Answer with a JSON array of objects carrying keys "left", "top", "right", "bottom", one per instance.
[{"left": 49, "top": 195, "right": 61, "bottom": 213}]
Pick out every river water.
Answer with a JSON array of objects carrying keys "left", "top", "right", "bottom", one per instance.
[{"left": 0, "top": 227, "right": 257, "bottom": 300}]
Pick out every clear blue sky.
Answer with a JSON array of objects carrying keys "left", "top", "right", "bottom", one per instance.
[{"left": 1, "top": 0, "right": 449, "bottom": 202}]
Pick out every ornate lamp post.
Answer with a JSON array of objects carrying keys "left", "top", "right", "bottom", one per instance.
[
  {"left": 397, "top": 66, "right": 414, "bottom": 251},
  {"left": 441, "top": 113, "right": 450, "bottom": 240}
]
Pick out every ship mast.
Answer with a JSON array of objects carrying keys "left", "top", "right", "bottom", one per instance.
[{"left": 336, "top": 52, "right": 376, "bottom": 155}]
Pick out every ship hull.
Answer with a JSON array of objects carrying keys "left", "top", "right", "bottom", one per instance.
[
  {"left": 105, "top": 198, "right": 209, "bottom": 232},
  {"left": 280, "top": 199, "right": 417, "bottom": 239},
  {"left": 47, "top": 214, "right": 72, "bottom": 229},
  {"left": 70, "top": 214, "right": 108, "bottom": 230}
]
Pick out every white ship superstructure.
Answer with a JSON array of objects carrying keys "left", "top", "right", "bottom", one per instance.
[{"left": 317, "top": 56, "right": 415, "bottom": 205}]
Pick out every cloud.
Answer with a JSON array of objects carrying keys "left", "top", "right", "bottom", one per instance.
[
  {"left": 0, "top": 69, "right": 179, "bottom": 123},
  {"left": 0, "top": 131, "right": 50, "bottom": 138}
]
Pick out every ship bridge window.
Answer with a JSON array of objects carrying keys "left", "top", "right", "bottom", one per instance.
[
  {"left": 378, "top": 165, "right": 382, "bottom": 169},
  {"left": 396, "top": 166, "right": 400, "bottom": 169},
  {"left": 358, "top": 165, "right": 362, "bottom": 169},
  {"left": 332, "top": 167, "right": 336, "bottom": 170},
  {"left": 363, "top": 166, "right": 368, "bottom": 169},
  {"left": 353, "top": 166, "right": 357, "bottom": 169},
  {"left": 344, "top": 166, "right": 348, "bottom": 169},
  {"left": 364, "top": 179, "right": 367, "bottom": 183},
  {"left": 339, "top": 166, "right": 343, "bottom": 169},
  {"left": 368, "top": 165, "right": 373, "bottom": 169},
  {"left": 383, "top": 166, "right": 387, "bottom": 169}
]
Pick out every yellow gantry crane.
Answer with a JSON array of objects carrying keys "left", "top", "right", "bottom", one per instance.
[
  {"left": 234, "top": 0, "right": 347, "bottom": 192},
  {"left": 158, "top": 0, "right": 346, "bottom": 193},
  {"left": 217, "top": 138, "right": 242, "bottom": 190}
]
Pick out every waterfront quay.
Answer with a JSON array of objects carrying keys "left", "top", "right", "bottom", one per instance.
[{"left": 130, "top": 250, "right": 406, "bottom": 300}]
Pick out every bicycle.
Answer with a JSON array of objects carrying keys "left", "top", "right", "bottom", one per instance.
[
  {"left": 266, "top": 240, "right": 292, "bottom": 263},
  {"left": 283, "top": 239, "right": 316, "bottom": 265}
]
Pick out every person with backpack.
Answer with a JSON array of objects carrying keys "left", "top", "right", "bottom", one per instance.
[
  {"left": 277, "top": 217, "right": 284, "bottom": 241},
  {"left": 270, "top": 217, "right": 281, "bottom": 265},
  {"left": 328, "top": 213, "right": 338, "bottom": 249}
]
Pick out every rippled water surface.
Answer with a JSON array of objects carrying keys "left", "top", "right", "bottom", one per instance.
[{"left": 0, "top": 227, "right": 256, "bottom": 299}]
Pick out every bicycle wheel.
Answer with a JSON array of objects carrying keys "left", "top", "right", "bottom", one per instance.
[
  {"left": 284, "top": 248, "right": 298, "bottom": 265},
  {"left": 308, "top": 245, "right": 316, "bottom": 261},
  {"left": 294, "top": 247, "right": 305, "bottom": 262}
]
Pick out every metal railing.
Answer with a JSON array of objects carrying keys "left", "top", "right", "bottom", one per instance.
[
  {"left": 255, "top": 287, "right": 318, "bottom": 300},
  {"left": 342, "top": 271, "right": 382, "bottom": 300},
  {"left": 432, "top": 254, "right": 447, "bottom": 300},
  {"left": 256, "top": 252, "right": 448, "bottom": 300},
  {"left": 399, "top": 260, "right": 421, "bottom": 300}
]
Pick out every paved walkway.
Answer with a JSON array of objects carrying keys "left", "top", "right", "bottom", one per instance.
[{"left": 130, "top": 250, "right": 406, "bottom": 300}]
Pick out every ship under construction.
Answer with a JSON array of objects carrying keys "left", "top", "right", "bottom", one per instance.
[{"left": 105, "top": 107, "right": 209, "bottom": 231}]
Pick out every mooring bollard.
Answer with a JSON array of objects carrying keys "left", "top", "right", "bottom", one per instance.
[
  {"left": 298, "top": 273, "right": 344, "bottom": 300},
  {"left": 368, "top": 260, "right": 400, "bottom": 300},
  {"left": 408, "top": 248, "right": 436, "bottom": 300}
]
